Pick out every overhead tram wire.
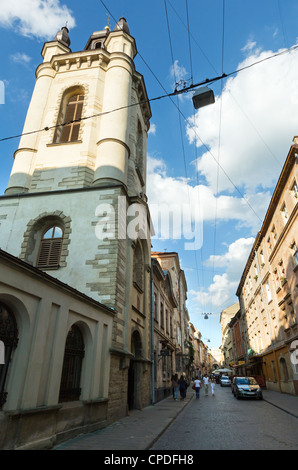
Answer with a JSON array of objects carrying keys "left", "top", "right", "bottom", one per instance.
[
  {"left": 2, "top": 42, "right": 298, "bottom": 144},
  {"left": 164, "top": 0, "right": 206, "bottom": 316},
  {"left": 185, "top": 0, "right": 207, "bottom": 317},
  {"left": 211, "top": 0, "right": 225, "bottom": 310},
  {"left": 185, "top": 0, "right": 193, "bottom": 85},
  {"left": 82, "top": 1, "right": 284, "bottom": 229},
  {"left": 167, "top": 0, "right": 284, "bottom": 170},
  {"left": 3, "top": 10, "right": 298, "bottom": 223}
]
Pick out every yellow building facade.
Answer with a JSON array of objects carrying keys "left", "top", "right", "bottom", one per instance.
[{"left": 237, "top": 137, "right": 298, "bottom": 394}]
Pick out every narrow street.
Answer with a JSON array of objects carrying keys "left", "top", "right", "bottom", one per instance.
[{"left": 150, "top": 384, "right": 298, "bottom": 450}]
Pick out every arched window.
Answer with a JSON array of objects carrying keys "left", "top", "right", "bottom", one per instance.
[
  {"left": 59, "top": 324, "right": 85, "bottom": 402},
  {"left": 280, "top": 357, "right": 289, "bottom": 382},
  {"left": 0, "top": 303, "right": 18, "bottom": 408},
  {"left": 54, "top": 90, "right": 84, "bottom": 144},
  {"left": 131, "top": 330, "right": 142, "bottom": 358},
  {"left": 36, "top": 226, "right": 63, "bottom": 269}
]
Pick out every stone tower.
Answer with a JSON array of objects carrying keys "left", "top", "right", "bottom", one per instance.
[{"left": 0, "top": 18, "right": 153, "bottom": 420}]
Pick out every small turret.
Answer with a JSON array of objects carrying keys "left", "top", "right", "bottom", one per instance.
[
  {"left": 54, "top": 26, "right": 71, "bottom": 47},
  {"left": 113, "top": 17, "right": 130, "bottom": 35}
]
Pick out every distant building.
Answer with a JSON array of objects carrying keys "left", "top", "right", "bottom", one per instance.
[{"left": 220, "top": 302, "right": 240, "bottom": 368}]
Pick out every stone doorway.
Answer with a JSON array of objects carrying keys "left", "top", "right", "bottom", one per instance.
[{"left": 127, "top": 330, "right": 142, "bottom": 410}]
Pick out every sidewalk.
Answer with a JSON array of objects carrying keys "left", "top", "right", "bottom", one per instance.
[
  {"left": 54, "top": 394, "right": 193, "bottom": 451},
  {"left": 262, "top": 389, "right": 298, "bottom": 418},
  {"left": 53, "top": 389, "right": 298, "bottom": 451}
]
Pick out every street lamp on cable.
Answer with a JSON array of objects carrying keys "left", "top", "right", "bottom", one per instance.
[{"left": 192, "top": 86, "right": 215, "bottom": 109}]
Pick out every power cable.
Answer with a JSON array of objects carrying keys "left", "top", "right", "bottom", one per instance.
[
  {"left": 164, "top": 0, "right": 206, "bottom": 317},
  {"left": 185, "top": 0, "right": 193, "bottom": 84},
  {"left": 211, "top": 0, "right": 225, "bottom": 310},
  {"left": 167, "top": 0, "right": 285, "bottom": 171},
  {"left": 2, "top": 43, "right": 298, "bottom": 144}
]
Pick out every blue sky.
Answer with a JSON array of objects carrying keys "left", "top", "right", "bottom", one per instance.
[{"left": 1, "top": 0, "right": 298, "bottom": 348}]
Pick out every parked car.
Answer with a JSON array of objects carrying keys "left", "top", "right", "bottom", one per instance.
[
  {"left": 220, "top": 375, "right": 231, "bottom": 386},
  {"left": 232, "top": 377, "right": 263, "bottom": 400}
]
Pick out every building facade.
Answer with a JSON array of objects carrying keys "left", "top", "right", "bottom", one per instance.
[
  {"left": 151, "top": 252, "right": 191, "bottom": 381},
  {"left": 220, "top": 302, "right": 240, "bottom": 369},
  {"left": 151, "top": 257, "right": 178, "bottom": 402},
  {"left": 236, "top": 137, "right": 298, "bottom": 395},
  {"left": 0, "top": 17, "right": 155, "bottom": 448}
]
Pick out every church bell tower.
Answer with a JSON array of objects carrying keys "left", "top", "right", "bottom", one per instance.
[{"left": 0, "top": 17, "right": 153, "bottom": 414}]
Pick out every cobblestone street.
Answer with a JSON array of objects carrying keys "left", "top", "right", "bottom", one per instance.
[{"left": 150, "top": 384, "right": 298, "bottom": 450}]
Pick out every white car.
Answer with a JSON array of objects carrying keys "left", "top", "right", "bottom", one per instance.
[{"left": 220, "top": 375, "right": 231, "bottom": 386}]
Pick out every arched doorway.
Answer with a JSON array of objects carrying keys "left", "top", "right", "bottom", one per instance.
[
  {"left": 0, "top": 302, "right": 19, "bottom": 408},
  {"left": 59, "top": 324, "right": 85, "bottom": 402},
  {"left": 127, "top": 330, "right": 142, "bottom": 410}
]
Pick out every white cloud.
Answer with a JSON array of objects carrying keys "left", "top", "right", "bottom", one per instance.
[
  {"left": 146, "top": 156, "right": 270, "bottom": 234},
  {"left": 0, "top": 1, "right": 75, "bottom": 39},
  {"left": 10, "top": 52, "right": 32, "bottom": 64},
  {"left": 190, "top": 237, "right": 255, "bottom": 308},
  {"left": 186, "top": 44, "right": 298, "bottom": 194},
  {"left": 148, "top": 123, "right": 156, "bottom": 135},
  {"left": 170, "top": 60, "right": 188, "bottom": 86},
  {"left": 241, "top": 39, "right": 260, "bottom": 55}
]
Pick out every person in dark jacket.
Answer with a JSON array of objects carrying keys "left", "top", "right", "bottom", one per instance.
[{"left": 178, "top": 375, "right": 188, "bottom": 400}]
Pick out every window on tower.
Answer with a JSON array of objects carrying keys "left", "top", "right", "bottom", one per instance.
[
  {"left": 54, "top": 89, "right": 84, "bottom": 144},
  {"left": 36, "top": 225, "right": 63, "bottom": 269}
]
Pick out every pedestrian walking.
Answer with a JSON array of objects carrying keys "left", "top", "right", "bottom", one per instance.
[
  {"left": 171, "top": 374, "right": 179, "bottom": 401},
  {"left": 210, "top": 377, "right": 216, "bottom": 396},
  {"left": 193, "top": 376, "right": 201, "bottom": 399},
  {"left": 203, "top": 374, "right": 209, "bottom": 396},
  {"left": 178, "top": 375, "right": 188, "bottom": 400}
]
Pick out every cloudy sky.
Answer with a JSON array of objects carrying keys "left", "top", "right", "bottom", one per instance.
[{"left": 1, "top": 0, "right": 298, "bottom": 347}]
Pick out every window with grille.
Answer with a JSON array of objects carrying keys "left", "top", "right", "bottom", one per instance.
[
  {"left": 59, "top": 324, "right": 85, "bottom": 402},
  {"left": 36, "top": 226, "right": 63, "bottom": 269},
  {"left": 55, "top": 93, "right": 84, "bottom": 144}
]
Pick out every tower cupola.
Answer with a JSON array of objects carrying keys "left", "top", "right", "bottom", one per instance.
[
  {"left": 113, "top": 17, "right": 130, "bottom": 35},
  {"left": 54, "top": 26, "right": 71, "bottom": 47}
]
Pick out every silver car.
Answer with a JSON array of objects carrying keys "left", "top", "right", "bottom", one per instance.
[
  {"left": 220, "top": 375, "right": 231, "bottom": 386},
  {"left": 232, "top": 377, "right": 263, "bottom": 400}
]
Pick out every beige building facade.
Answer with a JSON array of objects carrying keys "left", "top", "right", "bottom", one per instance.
[
  {"left": 151, "top": 257, "right": 178, "bottom": 401},
  {"left": 0, "top": 249, "right": 114, "bottom": 449},
  {"left": 151, "top": 252, "right": 191, "bottom": 381},
  {"left": 0, "top": 18, "right": 154, "bottom": 448},
  {"left": 236, "top": 137, "right": 298, "bottom": 395},
  {"left": 220, "top": 302, "right": 240, "bottom": 368}
]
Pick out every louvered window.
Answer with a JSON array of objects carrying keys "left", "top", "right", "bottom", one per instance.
[
  {"left": 56, "top": 93, "right": 84, "bottom": 143},
  {"left": 36, "top": 226, "right": 63, "bottom": 269}
]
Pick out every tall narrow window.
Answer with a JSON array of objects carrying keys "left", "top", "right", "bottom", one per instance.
[
  {"left": 291, "top": 180, "right": 298, "bottom": 200},
  {"left": 160, "top": 303, "right": 164, "bottom": 329},
  {"left": 281, "top": 203, "right": 289, "bottom": 224},
  {"left": 154, "top": 293, "right": 158, "bottom": 321},
  {"left": 55, "top": 92, "right": 84, "bottom": 144},
  {"left": 133, "top": 242, "right": 144, "bottom": 292},
  {"left": 36, "top": 226, "right": 63, "bottom": 269},
  {"left": 265, "top": 282, "right": 272, "bottom": 303},
  {"left": 292, "top": 242, "right": 298, "bottom": 265},
  {"left": 0, "top": 303, "right": 18, "bottom": 409},
  {"left": 59, "top": 324, "right": 85, "bottom": 402}
]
